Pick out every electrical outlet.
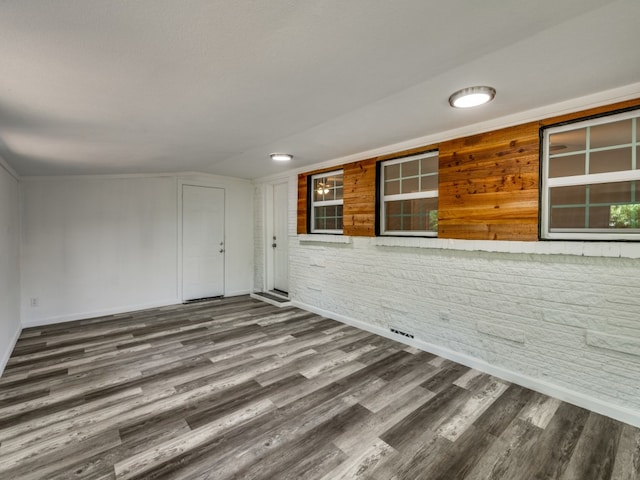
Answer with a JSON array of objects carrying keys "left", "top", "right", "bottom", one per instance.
[{"left": 30, "top": 297, "right": 38, "bottom": 307}]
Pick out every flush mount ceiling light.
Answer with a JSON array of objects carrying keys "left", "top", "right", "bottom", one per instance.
[
  {"left": 448, "top": 86, "right": 496, "bottom": 109},
  {"left": 270, "top": 153, "right": 293, "bottom": 162}
]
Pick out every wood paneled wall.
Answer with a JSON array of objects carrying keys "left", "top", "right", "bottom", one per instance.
[
  {"left": 297, "top": 174, "right": 307, "bottom": 234},
  {"left": 297, "top": 98, "right": 640, "bottom": 240},
  {"left": 438, "top": 123, "right": 540, "bottom": 241},
  {"left": 343, "top": 159, "right": 377, "bottom": 236}
]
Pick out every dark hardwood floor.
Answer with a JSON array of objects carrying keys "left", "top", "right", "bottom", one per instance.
[{"left": 0, "top": 296, "right": 638, "bottom": 479}]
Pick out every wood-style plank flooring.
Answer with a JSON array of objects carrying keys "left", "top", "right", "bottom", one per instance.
[{"left": 0, "top": 296, "right": 639, "bottom": 479}]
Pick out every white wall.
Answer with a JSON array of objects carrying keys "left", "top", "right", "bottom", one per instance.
[
  {"left": 21, "top": 173, "right": 253, "bottom": 327},
  {"left": 0, "top": 162, "right": 21, "bottom": 373}
]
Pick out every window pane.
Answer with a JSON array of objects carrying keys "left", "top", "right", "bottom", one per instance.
[
  {"left": 549, "top": 153, "right": 585, "bottom": 178},
  {"left": 313, "top": 204, "right": 343, "bottom": 231},
  {"left": 327, "top": 174, "right": 342, "bottom": 200},
  {"left": 385, "top": 180, "right": 400, "bottom": 195},
  {"left": 590, "top": 119, "right": 632, "bottom": 149},
  {"left": 550, "top": 207, "right": 586, "bottom": 229},
  {"left": 402, "top": 176, "right": 419, "bottom": 193},
  {"left": 609, "top": 204, "right": 640, "bottom": 228},
  {"left": 589, "top": 147, "right": 632, "bottom": 174},
  {"left": 313, "top": 206, "right": 325, "bottom": 230},
  {"left": 313, "top": 174, "right": 343, "bottom": 202},
  {"left": 384, "top": 198, "right": 437, "bottom": 232},
  {"left": 313, "top": 178, "right": 327, "bottom": 202},
  {"left": 550, "top": 185, "right": 586, "bottom": 205},
  {"left": 386, "top": 212, "right": 402, "bottom": 231},
  {"left": 589, "top": 206, "right": 611, "bottom": 228},
  {"left": 549, "top": 129, "right": 586, "bottom": 154},
  {"left": 387, "top": 200, "right": 401, "bottom": 215},
  {"left": 421, "top": 156, "right": 438, "bottom": 174},
  {"left": 543, "top": 111, "right": 640, "bottom": 239},
  {"left": 590, "top": 181, "right": 632, "bottom": 204},
  {"left": 549, "top": 182, "right": 639, "bottom": 231},
  {"left": 402, "top": 160, "right": 419, "bottom": 177},
  {"left": 325, "top": 216, "right": 336, "bottom": 230},
  {"left": 401, "top": 200, "right": 425, "bottom": 231},
  {"left": 420, "top": 174, "right": 438, "bottom": 192},
  {"left": 385, "top": 164, "right": 400, "bottom": 180},
  {"left": 380, "top": 152, "right": 439, "bottom": 236}
]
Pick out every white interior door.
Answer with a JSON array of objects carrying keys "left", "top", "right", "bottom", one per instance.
[
  {"left": 272, "top": 182, "right": 288, "bottom": 293},
  {"left": 182, "top": 185, "right": 225, "bottom": 301}
]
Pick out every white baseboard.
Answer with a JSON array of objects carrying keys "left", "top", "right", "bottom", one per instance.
[
  {"left": 225, "top": 289, "right": 253, "bottom": 297},
  {"left": 293, "top": 300, "right": 640, "bottom": 429},
  {"left": 20, "top": 291, "right": 253, "bottom": 329},
  {"left": 21, "top": 298, "right": 181, "bottom": 328},
  {"left": 0, "top": 322, "right": 22, "bottom": 377}
]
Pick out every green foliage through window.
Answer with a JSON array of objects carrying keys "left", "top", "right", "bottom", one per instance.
[{"left": 609, "top": 204, "right": 640, "bottom": 228}]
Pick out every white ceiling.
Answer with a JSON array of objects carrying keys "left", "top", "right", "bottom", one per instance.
[{"left": 0, "top": 0, "right": 638, "bottom": 179}]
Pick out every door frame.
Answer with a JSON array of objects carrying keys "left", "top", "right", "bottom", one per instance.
[
  {"left": 263, "top": 179, "right": 289, "bottom": 294},
  {"left": 177, "top": 179, "right": 227, "bottom": 302}
]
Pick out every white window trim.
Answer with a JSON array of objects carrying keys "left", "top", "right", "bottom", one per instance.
[
  {"left": 541, "top": 109, "right": 639, "bottom": 241},
  {"left": 310, "top": 169, "right": 344, "bottom": 234},
  {"left": 380, "top": 151, "right": 438, "bottom": 237}
]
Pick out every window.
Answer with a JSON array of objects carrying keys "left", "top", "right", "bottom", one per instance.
[
  {"left": 379, "top": 151, "right": 438, "bottom": 236},
  {"left": 541, "top": 109, "right": 640, "bottom": 240},
  {"left": 310, "top": 170, "right": 343, "bottom": 233}
]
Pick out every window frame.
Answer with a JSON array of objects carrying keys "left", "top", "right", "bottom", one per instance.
[
  {"left": 541, "top": 108, "right": 640, "bottom": 241},
  {"left": 309, "top": 169, "right": 344, "bottom": 234},
  {"left": 379, "top": 150, "right": 439, "bottom": 237}
]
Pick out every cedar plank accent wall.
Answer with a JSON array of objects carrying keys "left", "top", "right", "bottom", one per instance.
[
  {"left": 343, "top": 159, "right": 377, "bottom": 236},
  {"left": 438, "top": 122, "right": 540, "bottom": 241},
  {"left": 297, "top": 173, "right": 307, "bottom": 234},
  {"left": 297, "top": 98, "right": 640, "bottom": 239}
]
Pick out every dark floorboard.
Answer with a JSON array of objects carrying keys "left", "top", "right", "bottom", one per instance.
[{"left": 0, "top": 296, "right": 638, "bottom": 479}]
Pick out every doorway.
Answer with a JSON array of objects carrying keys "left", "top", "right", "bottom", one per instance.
[
  {"left": 270, "top": 182, "right": 288, "bottom": 294},
  {"left": 182, "top": 185, "right": 225, "bottom": 301}
]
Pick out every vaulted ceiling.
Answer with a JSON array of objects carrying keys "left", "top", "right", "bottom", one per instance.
[{"left": 0, "top": 0, "right": 638, "bottom": 179}]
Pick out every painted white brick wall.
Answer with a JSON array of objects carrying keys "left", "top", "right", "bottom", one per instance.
[{"left": 287, "top": 235, "right": 640, "bottom": 420}]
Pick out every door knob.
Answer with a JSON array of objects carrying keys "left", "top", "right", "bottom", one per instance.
[
  {"left": 272, "top": 243, "right": 277, "bottom": 248},
  {"left": 219, "top": 249, "right": 225, "bottom": 253}
]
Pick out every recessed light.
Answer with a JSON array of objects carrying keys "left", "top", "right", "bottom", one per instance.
[
  {"left": 449, "top": 86, "right": 496, "bottom": 109},
  {"left": 270, "top": 153, "right": 293, "bottom": 162}
]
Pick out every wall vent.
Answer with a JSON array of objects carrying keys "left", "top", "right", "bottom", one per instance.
[{"left": 390, "top": 327, "right": 415, "bottom": 339}]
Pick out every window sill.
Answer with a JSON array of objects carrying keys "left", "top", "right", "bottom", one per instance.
[
  {"left": 298, "top": 234, "right": 352, "bottom": 245},
  {"left": 371, "top": 236, "right": 640, "bottom": 259}
]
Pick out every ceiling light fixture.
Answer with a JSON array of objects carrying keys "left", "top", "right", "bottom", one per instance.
[
  {"left": 448, "top": 86, "right": 496, "bottom": 109},
  {"left": 316, "top": 182, "right": 330, "bottom": 195},
  {"left": 270, "top": 153, "right": 293, "bottom": 162}
]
